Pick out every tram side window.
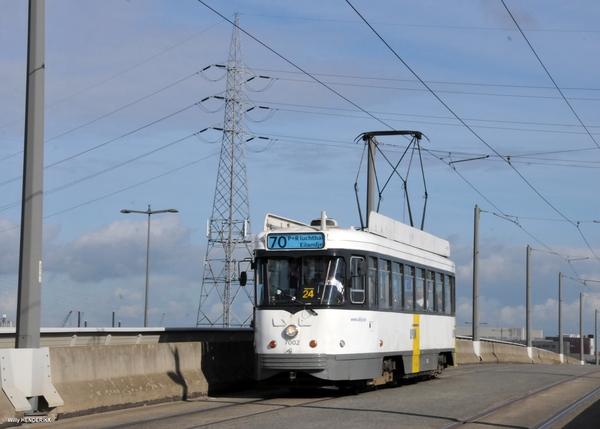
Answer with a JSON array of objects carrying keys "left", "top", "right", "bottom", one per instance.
[
  {"left": 415, "top": 268, "right": 425, "bottom": 311},
  {"left": 425, "top": 271, "right": 435, "bottom": 312},
  {"left": 368, "top": 257, "right": 378, "bottom": 308},
  {"left": 392, "top": 262, "right": 402, "bottom": 311},
  {"left": 404, "top": 265, "right": 414, "bottom": 311},
  {"left": 350, "top": 257, "right": 366, "bottom": 304},
  {"left": 435, "top": 272, "right": 444, "bottom": 313},
  {"left": 444, "top": 274, "right": 453, "bottom": 315},
  {"left": 378, "top": 259, "right": 391, "bottom": 309}
]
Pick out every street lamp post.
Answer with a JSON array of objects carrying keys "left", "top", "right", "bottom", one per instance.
[
  {"left": 465, "top": 321, "right": 487, "bottom": 339},
  {"left": 490, "top": 327, "right": 504, "bottom": 341},
  {"left": 121, "top": 204, "right": 178, "bottom": 327},
  {"left": 594, "top": 310, "right": 598, "bottom": 365},
  {"left": 580, "top": 293, "right": 584, "bottom": 363}
]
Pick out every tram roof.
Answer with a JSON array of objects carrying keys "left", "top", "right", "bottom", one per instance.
[{"left": 259, "top": 211, "right": 451, "bottom": 259}]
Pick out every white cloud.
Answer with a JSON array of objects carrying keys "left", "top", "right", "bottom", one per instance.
[
  {"left": 498, "top": 304, "right": 526, "bottom": 327},
  {"left": 44, "top": 216, "right": 197, "bottom": 282}
]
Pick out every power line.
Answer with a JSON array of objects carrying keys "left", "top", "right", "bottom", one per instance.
[
  {"left": 253, "top": 99, "right": 600, "bottom": 132},
  {"left": 44, "top": 72, "right": 201, "bottom": 145},
  {"left": 0, "top": 18, "right": 227, "bottom": 132},
  {"left": 0, "top": 103, "right": 201, "bottom": 188},
  {"left": 0, "top": 131, "right": 202, "bottom": 213},
  {"left": 345, "top": 0, "right": 600, "bottom": 264},
  {"left": 0, "top": 151, "right": 220, "bottom": 235},
  {"left": 44, "top": 152, "right": 219, "bottom": 220},
  {"left": 500, "top": 0, "right": 600, "bottom": 150},
  {"left": 254, "top": 102, "right": 600, "bottom": 138},
  {"left": 0, "top": 71, "right": 201, "bottom": 170},
  {"left": 240, "top": 13, "right": 600, "bottom": 34},
  {"left": 263, "top": 75, "right": 600, "bottom": 103},
  {"left": 196, "top": 0, "right": 395, "bottom": 131},
  {"left": 252, "top": 67, "right": 600, "bottom": 93},
  {"left": 424, "top": 147, "right": 592, "bottom": 281}
]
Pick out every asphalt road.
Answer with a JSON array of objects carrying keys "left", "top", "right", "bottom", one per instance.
[{"left": 24, "top": 364, "right": 600, "bottom": 429}]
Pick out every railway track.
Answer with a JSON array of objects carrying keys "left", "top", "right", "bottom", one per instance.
[
  {"left": 441, "top": 368, "right": 600, "bottom": 429},
  {"left": 37, "top": 366, "right": 600, "bottom": 429}
]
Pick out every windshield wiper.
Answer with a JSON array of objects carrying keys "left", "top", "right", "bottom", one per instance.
[
  {"left": 274, "top": 287, "right": 318, "bottom": 316},
  {"left": 290, "top": 296, "right": 318, "bottom": 316}
]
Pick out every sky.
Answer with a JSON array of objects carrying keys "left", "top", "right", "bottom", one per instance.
[{"left": 1, "top": 0, "right": 599, "bottom": 337}]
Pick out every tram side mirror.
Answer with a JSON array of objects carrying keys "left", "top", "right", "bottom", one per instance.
[{"left": 239, "top": 271, "right": 247, "bottom": 287}]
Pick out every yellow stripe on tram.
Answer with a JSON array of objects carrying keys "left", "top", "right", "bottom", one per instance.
[{"left": 412, "top": 313, "right": 420, "bottom": 373}]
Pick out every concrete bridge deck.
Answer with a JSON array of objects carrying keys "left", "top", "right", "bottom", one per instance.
[{"left": 0, "top": 328, "right": 586, "bottom": 427}]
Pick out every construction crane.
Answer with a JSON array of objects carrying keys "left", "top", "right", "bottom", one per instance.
[{"left": 60, "top": 310, "right": 72, "bottom": 327}]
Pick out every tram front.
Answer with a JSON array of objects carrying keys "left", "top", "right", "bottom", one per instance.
[{"left": 251, "top": 224, "right": 367, "bottom": 384}]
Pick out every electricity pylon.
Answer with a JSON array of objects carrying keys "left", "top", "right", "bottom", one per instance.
[{"left": 197, "top": 14, "right": 253, "bottom": 327}]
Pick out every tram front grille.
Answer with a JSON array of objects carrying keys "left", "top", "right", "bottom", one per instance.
[{"left": 259, "top": 354, "right": 328, "bottom": 370}]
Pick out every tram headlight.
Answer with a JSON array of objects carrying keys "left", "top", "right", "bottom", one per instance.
[
  {"left": 284, "top": 325, "right": 299, "bottom": 338},
  {"left": 309, "top": 340, "right": 317, "bottom": 348},
  {"left": 268, "top": 340, "right": 277, "bottom": 349}
]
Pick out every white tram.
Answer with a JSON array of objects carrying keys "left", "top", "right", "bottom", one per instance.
[{"left": 251, "top": 210, "right": 456, "bottom": 387}]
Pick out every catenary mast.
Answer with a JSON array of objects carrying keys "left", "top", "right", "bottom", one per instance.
[{"left": 197, "top": 14, "right": 253, "bottom": 327}]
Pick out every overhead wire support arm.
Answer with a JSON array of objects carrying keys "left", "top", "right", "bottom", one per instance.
[
  {"left": 416, "top": 137, "right": 428, "bottom": 230},
  {"left": 448, "top": 155, "right": 490, "bottom": 167},
  {"left": 355, "top": 131, "right": 427, "bottom": 229},
  {"left": 359, "top": 130, "right": 424, "bottom": 141}
]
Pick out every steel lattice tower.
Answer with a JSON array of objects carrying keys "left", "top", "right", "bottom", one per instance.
[{"left": 197, "top": 15, "right": 253, "bottom": 327}]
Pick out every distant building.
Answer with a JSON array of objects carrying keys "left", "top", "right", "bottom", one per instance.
[
  {"left": 541, "top": 335, "right": 595, "bottom": 358},
  {"left": 0, "top": 314, "right": 15, "bottom": 328},
  {"left": 532, "top": 338, "right": 569, "bottom": 354},
  {"left": 456, "top": 326, "right": 544, "bottom": 342}
]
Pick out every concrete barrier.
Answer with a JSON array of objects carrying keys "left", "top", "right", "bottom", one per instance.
[
  {"left": 536, "top": 348, "right": 561, "bottom": 364},
  {"left": 0, "top": 390, "right": 13, "bottom": 426},
  {"left": 530, "top": 348, "right": 543, "bottom": 364},
  {"left": 455, "top": 339, "right": 480, "bottom": 364},
  {"left": 478, "top": 341, "right": 498, "bottom": 364},
  {"left": 455, "top": 339, "right": 581, "bottom": 367},
  {"left": 50, "top": 343, "right": 208, "bottom": 417},
  {"left": 492, "top": 342, "right": 532, "bottom": 364},
  {"left": 0, "top": 340, "right": 254, "bottom": 425}
]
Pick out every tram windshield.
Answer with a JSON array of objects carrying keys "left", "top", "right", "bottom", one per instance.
[{"left": 256, "top": 256, "right": 346, "bottom": 307}]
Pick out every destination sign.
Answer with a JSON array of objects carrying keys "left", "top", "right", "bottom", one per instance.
[{"left": 266, "top": 233, "right": 325, "bottom": 250}]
